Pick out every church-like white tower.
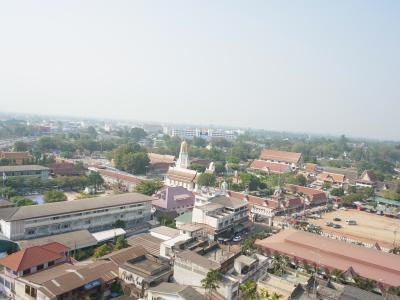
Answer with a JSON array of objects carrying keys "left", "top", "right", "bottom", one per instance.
[{"left": 176, "top": 140, "right": 189, "bottom": 169}]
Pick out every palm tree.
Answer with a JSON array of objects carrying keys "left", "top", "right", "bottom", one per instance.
[
  {"left": 353, "top": 276, "right": 375, "bottom": 291},
  {"left": 258, "top": 288, "right": 282, "bottom": 300},
  {"left": 239, "top": 280, "right": 257, "bottom": 300},
  {"left": 270, "top": 292, "right": 283, "bottom": 300},
  {"left": 258, "top": 288, "right": 270, "bottom": 299},
  {"left": 270, "top": 255, "right": 288, "bottom": 276},
  {"left": 201, "top": 269, "right": 221, "bottom": 300},
  {"left": 329, "top": 269, "right": 345, "bottom": 283}
]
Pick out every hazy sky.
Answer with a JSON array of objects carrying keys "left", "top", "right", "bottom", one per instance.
[{"left": 0, "top": 1, "right": 399, "bottom": 140}]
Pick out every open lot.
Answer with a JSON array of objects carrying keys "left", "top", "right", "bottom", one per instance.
[{"left": 308, "top": 209, "right": 400, "bottom": 249}]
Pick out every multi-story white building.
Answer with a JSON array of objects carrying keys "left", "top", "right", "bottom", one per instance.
[
  {"left": 0, "top": 193, "right": 153, "bottom": 240},
  {"left": 192, "top": 193, "right": 250, "bottom": 238},
  {"left": 164, "top": 126, "right": 237, "bottom": 140}
]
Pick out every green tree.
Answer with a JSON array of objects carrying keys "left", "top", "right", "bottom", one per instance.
[
  {"left": 13, "top": 141, "right": 29, "bottom": 151},
  {"left": 388, "top": 286, "right": 400, "bottom": 296},
  {"left": 329, "top": 269, "right": 346, "bottom": 283},
  {"left": 113, "top": 143, "right": 149, "bottom": 174},
  {"left": 331, "top": 187, "right": 344, "bottom": 196},
  {"left": 93, "top": 244, "right": 111, "bottom": 259},
  {"left": 87, "top": 171, "right": 104, "bottom": 193},
  {"left": 43, "top": 190, "right": 67, "bottom": 203},
  {"left": 190, "top": 163, "right": 206, "bottom": 173},
  {"left": 239, "top": 280, "right": 257, "bottom": 300},
  {"left": 353, "top": 276, "right": 375, "bottom": 291},
  {"left": 240, "top": 173, "right": 261, "bottom": 191},
  {"left": 114, "top": 219, "right": 126, "bottom": 229},
  {"left": 129, "top": 127, "right": 147, "bottom": 141},
  {"left": 201, "top": 269, "right": 221, "bottom": 300},
  {"left": 270, "top": 255, "right": 288, "bottom": 277},
  {"left": 114, "top": 236, "right": 128, "bottom": 250},
  {"left": 9, "top": 196, "right": 37, "bottom": 207},
  {"left": 135, "top": 180, "right": 164, "bottom": 196},
  {"left": 158, "top": 213, "right": 176, "bottom": 228},
  {"left": 197, "top": 173, "right": 217, "bottom": 187}
]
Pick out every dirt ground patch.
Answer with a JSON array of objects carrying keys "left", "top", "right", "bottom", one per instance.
[{"left": 308, "top": 209, "right": 400, "bottom": 249}]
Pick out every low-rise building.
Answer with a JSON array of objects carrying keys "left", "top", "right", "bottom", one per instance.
[
  {"left": 259, "top": 149, "right": 302, "bottom": 170},
  {"left": 48, "top": 162, "right": 85, "bottom": 176},
  {"left": 119, "top": 253, "right": 172, "bottom": 298},
  {"left": 286, "top": 184, "right": 328, "bottom": 206},
  {"left": 316, "top": 171, "right": 347, "bottom": 188},
  {"left": 356, "top": 170, "right": 378, "bottom": 188},
  {"left": 249, "top": 159, "right": 292, "bottom": 175},
  {"left": 147, "top": 282, "right": 205, "bottom": 300},
  {"left": 92, "top": 167, "right": 145, "bottom": 192},
  {"left": 15, "top": 260, "right": 118, "bottom": 300},
  {"left": 152, "top": 186, "right": 195, "bottom": 215},
  {"left": 148, "top": 153, "right": 175, "bottom": 176},
  {"left": 0, "top": 192, "right": 153, "bottom": 240},
  {"left": 255, "top": 229, "right": 400, "bottom": 291},
  {"left": 0, "top": 242, "right": 69, "bottom": 297},
  {"left": 0, "top": 151, "right": 32, "bottom": 165},
  {"left": 174, "top": 247, "right": 267, "bottom": 300},
  {"left": 192, "top": 193, "right": 250, "bottom": 239},
  {"left": 0, "top": 165, "right": 49, "bottom": 180},
  {"left": 17, "top": 229, "right": 98, "bottom": 253}
]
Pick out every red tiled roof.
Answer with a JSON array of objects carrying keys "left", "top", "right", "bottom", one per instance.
[
  {"left": 255, "top": 229, "right": 400, "bottom": 288},
  {"left": 148, "top": 153, "right": 175, "bottom": 164},
  {"left": 260, "top": 149, "right": 302, "bottom": 164},
  {"left": 317, "top": 172, "right": 345, "bottom": 183},
  {"left": 0, "top": 243, "right": 67, "bottom": 272},
  {"left": 41, "top": 242, "right": 69, "bottom": 256},
  {"left": 286, "top": 185, "right": 327, "bottom": 204},
  {"left": 250, "top": 160, "right": 291, "bottom": 174},
  {"left": 304, "top": 163, "right": 318, "bottom": 173},
  {"left": 227, "top": 191, "right": 281, "bottom": 210}
]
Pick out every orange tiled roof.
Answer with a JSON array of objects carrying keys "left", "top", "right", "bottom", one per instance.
[
  {"left": 317, "top": 172, "right": 345, "bottom": 183},
  {"left": 260, "top": 149, "right": 302, "bottom": 164},
  {"left": 250, "top": 160, "right": 291, "bottom": 174},
  {"left": 0, "top": 243, "right": 68, "bottom": 272}
]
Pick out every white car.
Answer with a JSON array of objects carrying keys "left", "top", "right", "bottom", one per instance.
[{"left": 232, "top": 236, "right": 242, "bottom": 242}]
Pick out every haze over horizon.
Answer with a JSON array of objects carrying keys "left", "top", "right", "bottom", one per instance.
[{"left": 0, "top": 1, "right": 399, "bottom": 140}]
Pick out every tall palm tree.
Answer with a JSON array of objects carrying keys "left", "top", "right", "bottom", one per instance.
[
  {"left": 239, "top": 280, "right": 257, "bottom": 300},
  {"left": 201, "top": 269, "right": 221, "bottom": 300}
]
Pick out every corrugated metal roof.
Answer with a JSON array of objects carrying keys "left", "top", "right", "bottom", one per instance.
[{"left": 0, "top": 192, "right": 153, "bottom": 221}]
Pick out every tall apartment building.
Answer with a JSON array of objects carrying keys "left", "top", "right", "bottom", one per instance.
[{"left": 0, "top": 193, "right": 153, "bottom": 240}]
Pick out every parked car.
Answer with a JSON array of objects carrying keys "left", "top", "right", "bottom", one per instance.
[
  {"left": 333, "top": 223, "right": 342, "bottom": 229},
  {"left": 326, "top": 222, "right": 334, "bottom": 227},
  {"left": 333, "top": 217, "right": 341, "bottom": 222},
  {"left": 233, "top": 236, "right": 242, "bottom": 242},
  {"left": 346, "top": 219, "right": 357, "bottom": 225}
]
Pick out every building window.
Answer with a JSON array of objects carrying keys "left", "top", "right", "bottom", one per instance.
[
  {"left": 27, "top": 229, "right": 35, "bottom": 235},
  {"left": 48, "top": 261, "right": 55, "bottom": 267},
  {"left": 37, "top": 264, "right": 44, "bottom": 271},
  {"left": 23, "top": 269, "right": 31, "bottom": 275}
]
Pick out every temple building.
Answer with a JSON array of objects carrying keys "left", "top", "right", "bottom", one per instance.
[{"left": 165, "top": 141, "right": 198, "bottom": 191}]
